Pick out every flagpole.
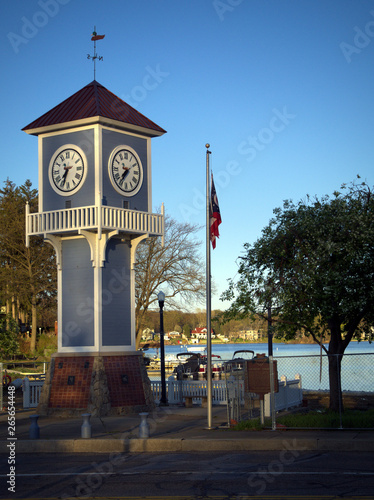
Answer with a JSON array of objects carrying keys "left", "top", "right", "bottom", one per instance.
[{"left": 205, "top": 143, "right": 213, "bottom": 429}]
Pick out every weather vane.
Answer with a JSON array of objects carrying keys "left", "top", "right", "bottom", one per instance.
[{"left": 87, "top": 26, "right": 105, "bottom": 80}]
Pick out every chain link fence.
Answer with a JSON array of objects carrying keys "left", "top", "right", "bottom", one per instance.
[
  {"left": 268, "top": 352, "right": 374, "bottom": 429},
  {"left": 147, "top": 352, "right": 374, "bottom": 430},
  {"left": 274, "top": 352, "right": 374, "bottom": 393}
]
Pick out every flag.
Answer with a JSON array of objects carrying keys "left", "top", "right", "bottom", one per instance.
[
  {"left": 210, "top": 173, "right": 222, "bottom": 249},
  {"left": 91, "top": 32, "right": 105, "bottom": 41}
]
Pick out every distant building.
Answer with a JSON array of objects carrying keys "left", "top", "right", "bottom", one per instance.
[
  {"left": 241, "top": 330, "right": 259, "bottom": 341},
  {"left": 191, "top": 327, "right": 215, "bottom": 340},
  {"left": 217, "top": 334, "right": 229, "bottom": 342},
  {"left": 168, "top": 331, "right": 181, "bottom": 338}
]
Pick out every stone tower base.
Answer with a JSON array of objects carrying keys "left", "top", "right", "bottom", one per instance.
[{"left": 37, "top": 352, "right": 155, "bottom": 417}]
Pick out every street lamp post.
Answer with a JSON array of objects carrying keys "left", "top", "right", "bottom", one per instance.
[
  {"left": 268, "top": 301, "right": 276, "bottom": 430},
  {"left": 158, "top": 291, "right": 168, "bottom": 406},
  {"left": 267, "top": 303, "right": 273, "bottom": 357}
]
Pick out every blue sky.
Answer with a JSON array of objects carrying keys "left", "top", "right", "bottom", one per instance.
[{"left": 1, "top": 0, "right": 374, "bottom": 311}]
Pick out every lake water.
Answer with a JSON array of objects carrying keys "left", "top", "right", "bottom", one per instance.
[{"left": 146, "top": 341, "right": 374, "bottom": 392}]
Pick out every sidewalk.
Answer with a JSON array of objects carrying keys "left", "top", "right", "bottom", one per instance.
[{"left": 1, "top": 404, "right": 374, "bottom": 454}]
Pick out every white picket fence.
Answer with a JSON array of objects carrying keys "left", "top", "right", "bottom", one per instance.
[
  {"left": 151, "top": 379, "right": 239, "bottom": 405},
  {"left": 151, "top": 375, "right": 303, "bottom": 412},
  {"left": 22, "top": 377, "right": 44, "bottom": 409},
  {"left": 264, "top": 375, "right": 303, "bottom": 417},
  {"left": 21, "top": 375, "right": 303, "bottom": 413}
]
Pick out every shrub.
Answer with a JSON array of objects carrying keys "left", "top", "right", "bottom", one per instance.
[
  {"left": 0, "top": 315, "right": 20, "bottom": 360},
  {"left": 36, "top": 333, "right": 57, "bottom": 357}
]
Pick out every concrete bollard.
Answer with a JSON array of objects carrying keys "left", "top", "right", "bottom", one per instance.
[
  {"left": 139, "top": 412, "right": 150, "bottom": 438},
  {"left": 29, "top": 415, "right": 40, "bottom": 439},
  {"left": 81, "top": 413, "right": 92, "bottom": 439}
]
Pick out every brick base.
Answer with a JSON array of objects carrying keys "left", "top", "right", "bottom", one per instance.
[{"left": 37, "top": 353, "right": 155, "bottom": 417}]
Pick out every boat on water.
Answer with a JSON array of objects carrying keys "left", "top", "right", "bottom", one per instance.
[
  {"left": 186, "top": 345, "right": 206, "bottom": 353},
  {"left": 146, "top": 349, "right": 224, "bottom": 379},
  {"left": 146, "top": 353, "right": 181, "bottom": 370},
  {"left": 172, "top": 352, "right": 223, "bottom": 380}
]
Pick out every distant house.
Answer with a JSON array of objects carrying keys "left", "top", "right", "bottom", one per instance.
[
  {"left": 191, "top": 327, "right": 215, "bottom": 340},
  {"left": 168, "top": 331, "right": 181, "bottom": 338},
  {"left": 141, "top": 328, "right": 154, "bottom": 341},
  {"left": 241, "top": 330, "right": 259, "bottom": 341}
]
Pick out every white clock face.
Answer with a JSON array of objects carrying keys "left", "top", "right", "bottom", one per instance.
[
  {"left": 49, "top": 145, "right": 87, "bottom": 196},
  {"left": 109, "top": 146, "right": 143, "bottom": 196}
]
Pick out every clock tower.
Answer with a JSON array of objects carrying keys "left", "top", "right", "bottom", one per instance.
[{"left": 23, "top": 80, "right": 166, "bottom": 415}]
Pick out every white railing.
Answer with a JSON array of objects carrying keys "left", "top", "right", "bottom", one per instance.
[
  {"left": 26, "top": 205, "right": 164, "bottom": 237},
  {"left": 151, "top": 379, "right": 236, "bottom": 405},
  {"left": 151, "top": 377, "right": 303, "bottom": 409},
  {"left": 22, "top": 377, "right": 44, "bottom": 409},
  {"left": 264, "top": 375, "right": 303, "bottom": 417},
  {"left": 101, "top": 207, "right": 163, "bottom": 235},
  {"left": 20, "top": 376, "right": 303, "bottom": 412}
]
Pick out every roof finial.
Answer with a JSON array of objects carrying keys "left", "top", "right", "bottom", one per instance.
[{"left": 87, "top": 26, "right": 105, "bottom": 80}]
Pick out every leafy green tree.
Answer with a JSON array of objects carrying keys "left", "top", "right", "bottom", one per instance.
[
  {"left": 222, "top": 178, "right": 374, "bottom": 411},
  {"left": 183, "top": 325, "right": 191, "bottom": 339},
  {"left": 0, "top": 314, "right": 20, "bottom": 360},
  {"left": 0, "top": 179, "right": 56, "bottom": 354}
]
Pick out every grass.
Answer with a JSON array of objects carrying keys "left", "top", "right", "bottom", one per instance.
[
  {"left": 232, "top": 408, "right": 374, "bottom": 430},
  {"left": 2, "top": 364, "right": 46, "bottom": 383}
]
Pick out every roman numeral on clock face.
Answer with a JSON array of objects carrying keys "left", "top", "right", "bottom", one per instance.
[
  {"left": 50, "top": 147, "right": 85, "bottom": 193},
  {"left": 110, "top": 147, "right": 142, "bottom": 195}
]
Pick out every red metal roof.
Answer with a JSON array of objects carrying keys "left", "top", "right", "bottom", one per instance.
[
  {"left": 191, "top": 328, "right": 214, "bottom": 334},
  {"left": 22, "top": 80, "right": 166, "bottom": 136}
]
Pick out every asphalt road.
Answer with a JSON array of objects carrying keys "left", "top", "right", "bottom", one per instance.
[{"left": 1, "top": 451, "right": 374, "bottom": 499}]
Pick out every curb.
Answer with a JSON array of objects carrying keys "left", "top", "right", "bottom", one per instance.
[{"left": 2, "top": 437, "right": 374, "bottom": 453}]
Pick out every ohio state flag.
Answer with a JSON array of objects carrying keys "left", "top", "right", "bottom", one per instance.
[{"left": 210, "top": 174, "right": 222, "bottom": 249}]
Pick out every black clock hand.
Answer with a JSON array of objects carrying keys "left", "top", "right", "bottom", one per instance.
[
  {"left": 61, "top": 169, "right": 68, "bottom": 186},
  {"left": 61, "top": 165, "right": 72, "bottom": 186},
  {"left": 121, "top": 168, "right": 130, "bottom": 181}
]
